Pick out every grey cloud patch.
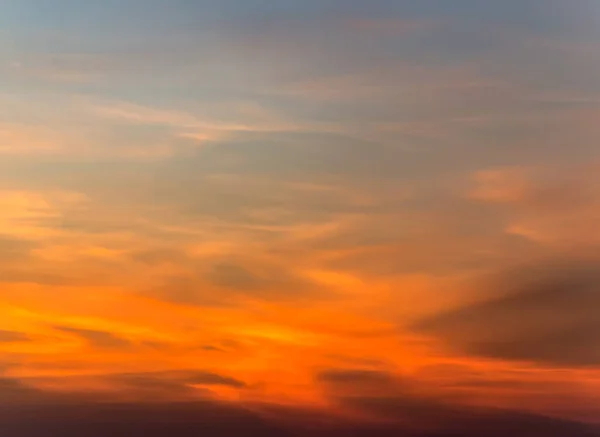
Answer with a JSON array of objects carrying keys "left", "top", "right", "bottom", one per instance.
[
  {"left": 148, "top": 256, "right": 324, "bottom": 307},
  {"left": 200, "top": 345, "right": 225, "bottom": 352},
  {"left": 206, "top": 260, "right": 316, "bottom": 295},
  {"left": 0, "top": 237, "right": 38, "bottom": 283},
  {"left": 0, "top": 330, "right": 30, "bottom": 343},
  {"left": 110, "top": 370, "right": 246, "bottom": 390},
  {"left": 57, "top": 159, "right": 384, "bottom": 233},
  {"left": 54, "top": 326, "right": 132, "bottom": 349},
  {"left": 167, "top": 131, "right": 414, "bottom": 183},
  {"left": 130, "top": 247, "right": 191, "bottom": 266},
  {"left": 0, "top": 236, "right": 35, "bottom": 260},
  {"left": 413, "top": 258, "right": 600, "bottom": 366},
  {"left": 306, "top": 193, "right": 537, "bottom": 277},
  {"left": 317, "top": 369, "right": 397, "bottom": 386},
  {"left": 184, "top": 372, "right": 245, "bottom": 388},
  {"left": 149, "top": 276, "right": 222, "bottom": 307},
  {"left": 208, "top": 262, "right": 263, "bottom": 291}
]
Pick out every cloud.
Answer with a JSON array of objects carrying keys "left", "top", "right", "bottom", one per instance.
[
  {"left": 206, "top": 260, "right": 319, "bottom": 297},
  {"left": 0, "top": 236, "right": 34, "bottom": 263},
  {"left": 469, "top": 167, "right": 532, "bottom": 203},
  {"left": 208, "top": 262, "right": 269, "bottom": 291},
  {"left": 468, "top": 165, "right": 600, "bottom": 247},
  {"left": 147, "top": 252, "right": 326, "bottom": 307},
  {"left": 295, "top": 191, "right": 535, "bottom": 279},
  {"left": 91, "top": 100, "right": 311, "bottom": 136},
  {"left": 316, "top": 367, "right": 441, "bottom": 421},
  {"left": 317, "top": 369, "right": 397, "bottom": 385},
  {"left": 53, "top": 326, "right": 132, "bottom": 349},
  {"left": 0, "top": 397, "right": 290, "bottom": 437},
  {"left": 0, "top": 190, "right": 87, "bottom": 240},
  {"left": 0, "top": 382, "right": 597, "bottom": 437},
  {"left": 0, "top": 377, "right": 49, "bottom": 405},
  {"left": 0, "top": 369, "right": 246, "bottom": 406},
  {"left": 0, "top": 330, "right": 30, "bottom": 343},
  {"left": 0, "top": 123, "right": 65, "bottom": 155},
  {"left": 1, "top": 2, "right": 600, "bottom": 434},
  {"left": 313, "top": 367, "right": 600, "bottom": 436},
  {"left": 420, "top": 409, "right": 600, "bottom": 437},
  {"left": 413, "top": 258, "right": 600, "bottom": 366},
  {"left": 73, "top": 370, "right": 249, "bottom": 400},
  {"left": 412, "top": 362, "right": 600, "bottom": 421},
  {"left": 111, "top": 370, "right": 246, "bottom": 390}
]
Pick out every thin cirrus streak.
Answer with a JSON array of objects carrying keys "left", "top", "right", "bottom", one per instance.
[{"left": 0, "top": 1, "right": 600, "bottom": 436}]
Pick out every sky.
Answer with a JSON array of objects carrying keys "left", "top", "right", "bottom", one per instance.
[{"left": 1, "top": 0, "right": 600, "bottom": 435}]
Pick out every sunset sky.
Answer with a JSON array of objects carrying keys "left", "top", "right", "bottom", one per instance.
[{"left": 1, "top": 1, "right": 600, "bottom": 436}]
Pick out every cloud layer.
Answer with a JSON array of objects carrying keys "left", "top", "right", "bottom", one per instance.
[
  {"left": 1, "top": 0, "right": 600, "bottom": 434},
  {"left": 415, "top": 258, "right": 600, "bottom": 366}
]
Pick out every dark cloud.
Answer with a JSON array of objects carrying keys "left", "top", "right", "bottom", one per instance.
[
  {"left": 54, "top": 326, "right": 132, "bottom": 349},
  {"left": 0, "top": 378, "right": 46, "bottom": 405},
  {"left": 0, "top": 376, "right": 99, "bottom": 406},
  {"left": 413, "top": 258, "right": 600, "bottom": 366},
  {"left": 0, "top": 374, "right": 598, "bottom": 437},
  {"left": 0, "top": 401, "right": 290, "bottom": 437},
  {"left": 338, "top": 393, "right": 453, "bottom": 422},
  {"left": 0, "top": 402, "right": 597, "bottom": 437},
  {"left": 316, "top": 369, "right": 399, "bottom": 388},
  {"left": 314, "top": 368, "right": 600, "bottom": 436},
  {"left": 418, "top": 409, "right": 600, "bottom": 437},
  {"left": 316, "top": 367, "right": 451, "bottom": 429}
]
